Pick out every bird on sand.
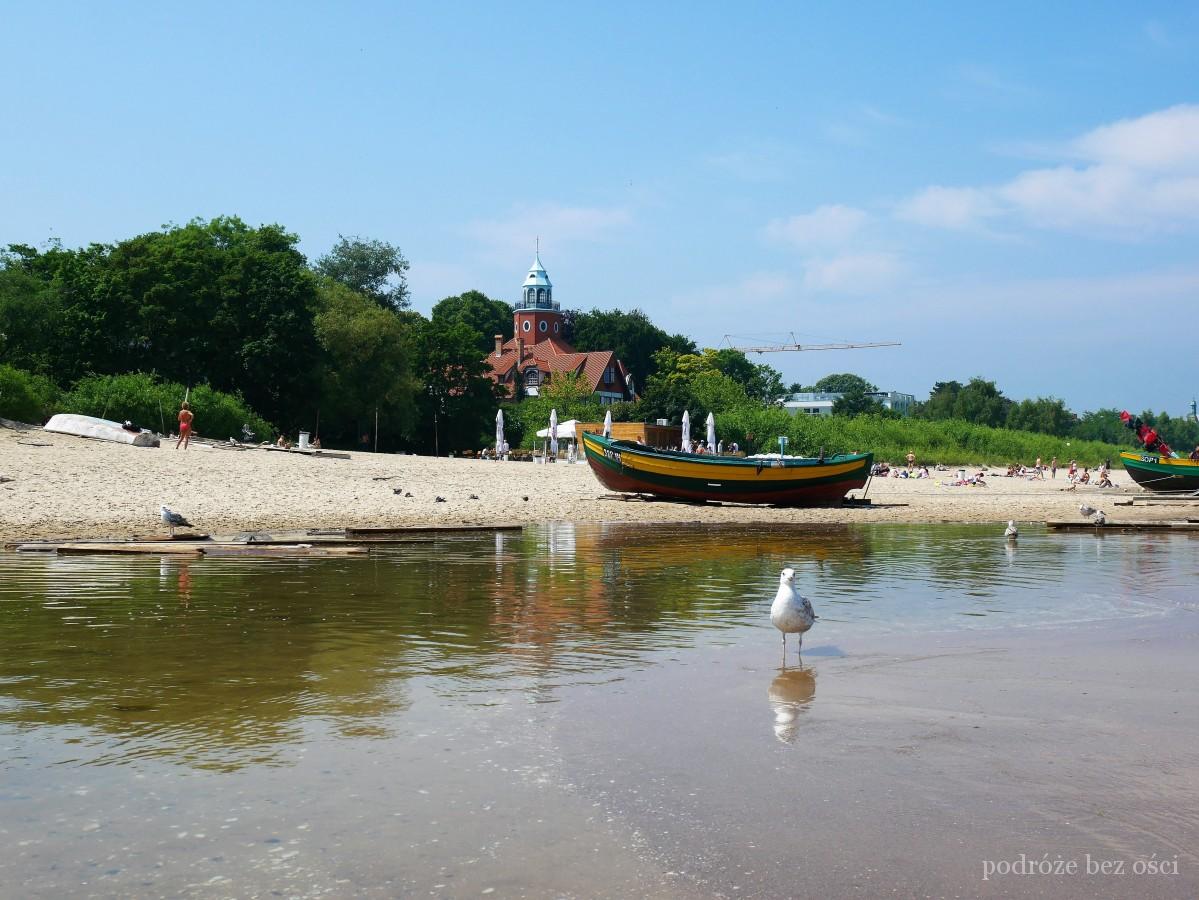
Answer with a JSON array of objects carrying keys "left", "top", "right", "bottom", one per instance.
[
  {"left": 1079, "top": 503, "right": 1097, "bottom": 518},
  {"left": 770, "top": 567, "right": 816, "bottom": 665},
  {"left": 1093, "top": 509, "right": 1106, "bottom": 525},
  {"left": 160, "top": 505, "right": 192, "bottom": 538},
  {"left": 1004, "top": 520, "right": 1018, "bottom": 539}
]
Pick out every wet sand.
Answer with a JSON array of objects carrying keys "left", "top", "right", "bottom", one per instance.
[
  {"left": 564, "top": 615, "right": 1199, "bottom": 898},
  {"left": 0, "top": 423, "right": 1170, "bottom": 540}
]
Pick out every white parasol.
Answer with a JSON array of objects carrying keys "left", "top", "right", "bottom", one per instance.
[
  {"left": 549, "top": 408, "right": 558, "bottom": 459},
  {"left": 681, "top": 410, "right": 692, "bottom": 453},
  {"left": 495, "top": 409, "right": 504, "bottom": 456},
  {"left": 603, "top": 409, "right": 613, "bottom": 438},
  {"left": 706, "top": 412, "right": 716, "bottom": 452}
]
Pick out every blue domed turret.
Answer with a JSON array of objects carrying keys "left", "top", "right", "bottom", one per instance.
[{"left": 520, "top": 252, "right": 554, "bottom": 309}]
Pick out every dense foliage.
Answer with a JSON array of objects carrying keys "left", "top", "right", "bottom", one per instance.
[
  {"left": 58, "top": 373, "right": 274, "bottom": 442},
  {"left": 0, "top": 364, "right": 59, "bottom": 423},
  {"left": 4, "top": 219, "right": 1195, "bottom": 462}
]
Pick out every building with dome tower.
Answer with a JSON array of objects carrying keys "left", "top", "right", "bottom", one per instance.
[{"left": 485, "top": 251, "right": 635, "bottom": 405}]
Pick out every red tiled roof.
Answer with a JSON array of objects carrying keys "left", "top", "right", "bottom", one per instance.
[{"left": 484, "top": 335, "right": 632, "bottom": 396}]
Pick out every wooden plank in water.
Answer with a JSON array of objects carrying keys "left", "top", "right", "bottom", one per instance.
[
  {"left": 1045, "top": 520, "right": 1180, "bottom": 531},
  {"left": 344, "top": 524, "right": 523, "bottom": 537},
  {"left": 45, "top": 543, "right": 204, "bottom": 555},
  {"left": 202, "top": 545, "right": 368, "bottom": 557}
]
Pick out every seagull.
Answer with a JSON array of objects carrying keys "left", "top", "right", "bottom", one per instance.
[
  {"left": 770, "top": 567, "right": 816, "bottom": 665},
  {"left": 1093, "top": 509, "right": 1106, "bottom": 526},
  {"left": 160, "top": 505, "right": 192, "bottom": 537},
  {"left": 1079, "top": 503, "right": 1097, "bottom": 518},
  {"left": 1004, "top": 520, "right": 1018, "bottom": 539}
]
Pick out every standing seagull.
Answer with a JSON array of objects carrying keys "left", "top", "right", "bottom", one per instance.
[
  {"left": 1004, "top": 520, "right": 1018, "bottom": 540},
  {"left": 770, "top": 567, "right": 816, "bottom": 665},
  {"left": 160, "top": 505, "right": 192, "bottom": 538}
]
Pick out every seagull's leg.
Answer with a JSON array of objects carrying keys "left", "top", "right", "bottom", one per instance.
[
  {"left": 797, "top": 632, "right": 804, "bottom": 664},
  {"left": 781, "top": 633, "right": 787, "bottom": 669}
]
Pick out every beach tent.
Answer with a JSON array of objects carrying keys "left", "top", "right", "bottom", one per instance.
[{"left": 535, "top": 419, "right": 580, "bottom": 440}]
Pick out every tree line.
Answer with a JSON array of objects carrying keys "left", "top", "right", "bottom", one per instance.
[{"left": 2, "top": 216, "right": 1193, "bottom": 457}]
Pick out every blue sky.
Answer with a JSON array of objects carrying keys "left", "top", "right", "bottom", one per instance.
[{"left": 3, "top": 2, "right": 1198, "bottom": 414}]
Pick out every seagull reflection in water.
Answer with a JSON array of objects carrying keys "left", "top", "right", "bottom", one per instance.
[{"left": 768, "top": 668, "right": 817, "bottom": 744}]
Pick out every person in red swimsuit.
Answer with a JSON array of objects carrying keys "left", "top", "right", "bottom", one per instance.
[{"left": 176, "top": 401, "right": 194, "bottom": 450}]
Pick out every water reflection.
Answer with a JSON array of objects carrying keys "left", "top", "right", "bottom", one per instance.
[
  {"left": 0, "top": 524, "right": 1193, "bottom": 772},
  {"left": 768, "top": 668, "right": 817, "bottom": 743}
]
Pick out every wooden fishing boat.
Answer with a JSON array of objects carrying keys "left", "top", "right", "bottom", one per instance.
[
  {"left": 1119, "top": 451, "right": 1199, "bottom": 494},
  {"left": 581, "top": 431, "right": 872, "bottom": 505}
]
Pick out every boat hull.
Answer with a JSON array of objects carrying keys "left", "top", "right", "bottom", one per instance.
[
  {"left": 582, "top": 432, "right": 871, "bottom": 506},
  {"left": 1120, "top": 451, "right": 1199, "bottom": 493}
]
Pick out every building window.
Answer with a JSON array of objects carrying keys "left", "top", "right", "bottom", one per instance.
[
  {"left": 537, "top": 289, "right": 545, "bottom": 302},
  {"left": 524, "top": 370, "right": 540, "bottom": 387},
  {"left": 553, "top": 322, "right": 559, "bottom": 333},
  {"left": 604, "top": 366, "right": 614, "bottom": 384},
  {"left": 539, "top": 320, "right": 548, "bottom": 332},
  {"left": 522, "top": 320, "right": 531, "bottom": 332},
  {"left": 526, "top": 288, "right": 534, "bottom": 303}
]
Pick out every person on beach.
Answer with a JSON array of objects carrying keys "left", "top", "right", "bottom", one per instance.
[
  {"left": 1191, "top": 445, "right": 1199, "bottom": 461},
  {"left": 1050, "top": 456, "right": 1058, "bottom": 479},
  {"left": 1068, "top": 459, "right": 1077, "bottom": 481},
  {"left": 906, "top": 450, "right": 916, "bottom": 469},
  {"left": 175, "top": 402, "right": 193, "bottom": 450},
  {"left": 1035, "top": 456, "right": 1043, "bottom": 478}
]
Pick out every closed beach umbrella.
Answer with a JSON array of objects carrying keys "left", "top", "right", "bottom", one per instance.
[
  {"left": 682, "top": 410, "right": 692, "bottom": 453},
  {"left": 706, "top": 412, "right": 716, "bottom": 452},
  {"left": 495, "top": 409, "right": 504, "bottom": 455},
  {"left": 603, "top": 409, "right": 613, "bottom": 438},
  {"left": 549, "top": 408, "right": 558, "bottom": 459}
]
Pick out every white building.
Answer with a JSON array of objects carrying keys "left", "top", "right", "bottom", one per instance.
[{"left": 781, "top": 390, "right": 916, "bottom": 417}]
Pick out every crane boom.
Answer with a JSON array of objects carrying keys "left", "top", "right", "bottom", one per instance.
[{"left": 722, "top": 334, "right": 900, "bottom": 354}]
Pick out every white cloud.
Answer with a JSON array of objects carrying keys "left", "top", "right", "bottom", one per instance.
[
  {"left": 464, "top": 203, "right": 632, "bottom": 259},
  {"left": 802, "top": 253, "right": 904, "bottom": 294},
  {"left": 764, "top": 205, "right": 869, "bottom": 249},
  {"left": 1072, "top": 104, "right": 1199, "bottom": 171},
  {"left": 897, "top": 104, "right": 1199, "bottom": 236},
  {"left": 896, "top": 186, "right": 997, "bottom": 229}
]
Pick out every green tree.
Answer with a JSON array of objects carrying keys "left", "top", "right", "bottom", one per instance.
[
  {"left": 1005, "top": 397, "right": 1075, "bottom": 436},
  {"left": 314, "top": 235, "right": 410, "bottom": 311},
  {"left": 1072, "top": 408, "right": 1127, "bottom": 444},
  {"left": 413, "top": 319, "right": 499, "bottom": 454},
  {"left": 567, "top": 308, "right": 682, "bottom": 391},
  {"left": 0, "top": 252, "right": 61, "bottom": 375},
  {"left": 431, "top": 290, "right": 513, "bottom": 354},
  {"left": 710, "top": 349, "right": 785, "bottom": 400},
  {"left": 832, "top": 390, "right": 882, "bottom": 417},
  {"left": 5, "top": 219, "right": 322, "bottom": 427},
  {"left": 313, "top": 278, "right": 419, "bottom": 447},
  {"left": 952, "top": 377, "right": 1010, "bottom": 427},
  {"left": 812, "top": 373, "right": 878, "bottom": 394},
  {"left": 916, "top": 380, "right": 963, "bottom": 420}
]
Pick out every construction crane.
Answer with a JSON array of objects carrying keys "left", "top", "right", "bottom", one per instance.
[{"left": 721, "top": 333, "right": 900, "bottom": 354}]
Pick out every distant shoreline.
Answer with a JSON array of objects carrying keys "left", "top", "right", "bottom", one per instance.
[{"left": 0, "top": 423, "right": 1173, "bottom": 542}]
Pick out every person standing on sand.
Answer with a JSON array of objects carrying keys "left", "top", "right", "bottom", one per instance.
[
  {"left": 175, "top": 402, "right": 194, "bottom": 450},
  {"left": 906, "top": 450, "right": 916, "bottom": 469},
  {"left": 1035, "top": 456, "right": 1043, "bottom": 478},
  {"left": 1050, "top": 456, "right": 1058, "bottom": 479}
]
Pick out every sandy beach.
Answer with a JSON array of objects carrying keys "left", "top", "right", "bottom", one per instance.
[{"left": 0, "top": 420, "right": 1181, "bottom": 541}]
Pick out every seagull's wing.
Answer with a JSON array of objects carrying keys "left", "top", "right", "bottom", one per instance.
[{"left": 802, "top": 597, "right": 816, "bottom": 620}]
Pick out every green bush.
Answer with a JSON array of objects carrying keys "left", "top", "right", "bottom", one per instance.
[
  {"left": 0, "top": 364, "right": 60, "bottom": 423},
  {"left": 712, "top": 406, "right": 1128, "bottom": 467},
  {"left": 58, "top": 373, "right": 274, "bottom": 442}
]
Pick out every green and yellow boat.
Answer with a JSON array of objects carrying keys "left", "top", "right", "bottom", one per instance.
[
  {"left": 581, "top": 431, "right": 872, "bottom": 506},
  {"left": 1119, "top": 451, "right": 1199, "bottom": 493}
]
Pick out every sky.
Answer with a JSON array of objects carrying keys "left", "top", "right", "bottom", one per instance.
[{"left": 2, "top": 2, "right": 1198, "bottom": 415}]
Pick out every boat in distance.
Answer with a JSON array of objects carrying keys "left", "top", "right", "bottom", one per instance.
[
  {"left": 581, "top": 431, "right": 872, "bottom": 505},
  {"left": 1119, "top": 451, "right": 1199, "bottom": 494}
]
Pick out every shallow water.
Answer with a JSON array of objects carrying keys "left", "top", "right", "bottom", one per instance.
[{"left": 1, "top": 524, "right": 1196, "bottom": 897}]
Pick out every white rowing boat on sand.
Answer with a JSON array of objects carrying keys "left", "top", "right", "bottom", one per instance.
[{"left": 43, "top": 414, "right": 160, "bottom": 447}]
